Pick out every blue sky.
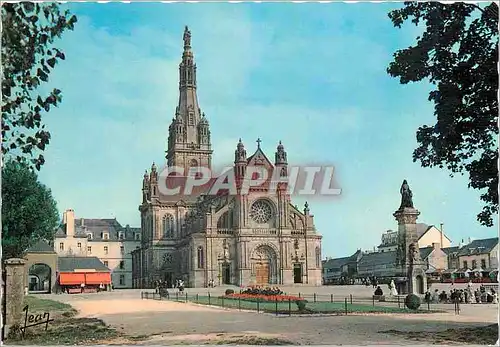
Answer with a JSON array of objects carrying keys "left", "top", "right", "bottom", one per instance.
[{"left": 37, "top": 2, "right": 497, "bottom": 258}]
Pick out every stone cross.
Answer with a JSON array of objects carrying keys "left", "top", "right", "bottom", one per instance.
[{"left": 256, "top": 138, "right": 262, "bottom": 149}]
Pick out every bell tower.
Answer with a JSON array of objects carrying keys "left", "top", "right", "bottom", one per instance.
[{"left": 166, "top": 26, "right": 213, "bottom": 173}]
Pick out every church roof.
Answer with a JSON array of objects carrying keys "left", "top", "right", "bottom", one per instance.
[{"left": 158, "top": 175, "right": 222, "bottom": 203}]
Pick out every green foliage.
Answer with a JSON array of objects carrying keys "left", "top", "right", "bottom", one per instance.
[
  {"left": 1, "top": 160, "right": 59, "bottom": 259},
  {"left": 388, "top": 2, "right": 499, "bottom": 226},
  {"left": 295, "top": 300, "right": 307, "bottom": 311},
  {"left": 225, "top": 288, "right": 235, "bottom": 295},
  {"left": 1, "top": 2, "right": 77, "bottom": 170},
  {"left": 404, "top": 293, "right": 421, "bottom": 310}
]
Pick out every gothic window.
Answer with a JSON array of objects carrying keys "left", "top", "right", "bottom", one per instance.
[
  {"left": 249, "top": 199, "right": 273, "bottom": 224},
  {"left": 189, "top": 112, "right": 194, "bottom": 125},
  {"left": 163, "top": 214, "right": 175, "bottom": 238},
  {"left": 197, "top": 246, "right": 204, "bottom": 268},
  {"left": 217, "top": 211, "right": 233, "bottom": 229},
  {"left": 315, "top": 247, "right": 321, "bottom": 268}
]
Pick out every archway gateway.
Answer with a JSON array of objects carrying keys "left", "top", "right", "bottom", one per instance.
[
  {"left": 251, "top": 244, "right": 277, "bottom": 285},
  {"left": 28, "top": 263, "right": 51, "bottom": 293}
]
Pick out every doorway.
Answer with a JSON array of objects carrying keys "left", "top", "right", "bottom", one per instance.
[
  {"left": 416, "top": 275, "right": 424, "bottom": 294},
  {"left": 255, "top": 263, "right": 270, "bottom": 285},
  {"left": 222, "top": 263, "right": 231, "bottom": 285},
  {"left": 164, "top": 272, "right": 173, "bottom": 288},
  {"left": 293, "top": 263, "right": 303, "bottom": 284}
]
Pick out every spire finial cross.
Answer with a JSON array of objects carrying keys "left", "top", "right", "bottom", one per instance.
[{"left": 256, "top": 138, "right": 262, "bottom": 149}]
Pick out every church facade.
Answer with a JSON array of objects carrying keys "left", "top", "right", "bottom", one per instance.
[{"left": 131, "top": 27, "right": 322, "bottom": 288}]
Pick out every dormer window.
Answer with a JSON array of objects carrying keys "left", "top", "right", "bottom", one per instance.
[
  {"left": 87, "top": 233, "right": 93, "bottom": 240},
  {"left": 119, "top": 232, "right": 124, "bottom": 240},
  {"left": 102, "top": 232, "right": 109, "bottom": 240},
  {"left": 135, "top": 233, "right": 141, "bottom": 241}
]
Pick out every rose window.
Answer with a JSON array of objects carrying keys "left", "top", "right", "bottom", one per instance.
[{"left": 249, "top": 200, "right": 273, "bottom": 224}]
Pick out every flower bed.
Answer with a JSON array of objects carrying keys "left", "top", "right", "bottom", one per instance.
[{"left": 225, "top": 293, "right": 305, "bottom": 302}]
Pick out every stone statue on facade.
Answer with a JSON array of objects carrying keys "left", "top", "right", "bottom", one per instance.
[
  {"left": 223, "top": 239, "right": 229, "bottom": 259},
  {"left": 399, "top": 179, "right": 414, "bottom": 209}
]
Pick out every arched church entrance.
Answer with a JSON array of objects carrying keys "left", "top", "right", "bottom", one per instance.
[
  {"left": 415, "top": 275, "right": 424, "bottom": 294},
  {"left": 251, "top": 244, "right": 278, "bottom": 285},
  {"left": 28, "top": 263, "right": 52, "bottom": 293}
]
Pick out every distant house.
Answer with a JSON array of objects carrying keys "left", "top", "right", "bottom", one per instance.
[
  {"left": 457, "top": 237, "right": 498, "bottom": 272},
  {"left": 377, "top": 224, "right": 452, "bottom": 253},
  {"left": 322, "top": 250, "right": 361, "bottom": 284},
  {"left": 54, "top": 209, "right": 141, "bottom": 288},
  {"left": 419, "top": 243, "right": 448, "bottom": 276},
  {"left": 357, "top": 251, "right": 399, "bottom": 279},
  {"left": 442, "top": 246, "right": 460, "bottom": 270}
]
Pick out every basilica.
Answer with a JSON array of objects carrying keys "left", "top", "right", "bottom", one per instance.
[{"left": 131, "top": 27, "right": 323, "bottom": 288}]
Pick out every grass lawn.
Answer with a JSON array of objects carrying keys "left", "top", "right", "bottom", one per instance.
[
  {"left": 169, "top": 295, "right": 439, "bottom": 314},
  {"left": 7, "top": 296, "right": 120, "bottom": 345}
]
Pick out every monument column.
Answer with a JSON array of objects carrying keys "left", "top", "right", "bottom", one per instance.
[{"left": 393, "top": 180, "right": 427, "bottom": 295}]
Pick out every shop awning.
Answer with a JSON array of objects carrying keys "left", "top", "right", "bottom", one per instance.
[{"left": 59, "top": 272, "right": 111, "bottom": 286}]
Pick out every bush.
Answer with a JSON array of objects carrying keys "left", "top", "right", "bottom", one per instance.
[
  {"left": 225, "top": 289, "right": 234, "bottom": 295},
  {"left": 405, "top": 294, "right": 421, "bottom": 310},
  {"left": 295, "top": 300, "right": 307, "bottom": 311}
]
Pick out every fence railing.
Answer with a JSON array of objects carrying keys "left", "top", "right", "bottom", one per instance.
[{"left": 140, "top": 291, "right": 464, "bottom": 315}]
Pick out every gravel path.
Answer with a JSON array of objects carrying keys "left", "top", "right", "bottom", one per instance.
[{"left": 38, "top": 287, "right": 497, "bottom": 345}]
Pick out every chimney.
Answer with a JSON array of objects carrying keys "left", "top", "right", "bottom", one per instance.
[
  {"left": 440, "top": 223, "right": 444, "bottom": 248},
  {"left": 80, "top": 218, "right": 85, "bottom": 227},
  {"left": 66, "top": 209, "right": 75, "bottom": 237},
  {"left": 62, "top": 211, "right": 67, "bottom": 224},
  {"left": 468, "top": 237, "right": 472, "bottom": 244}
]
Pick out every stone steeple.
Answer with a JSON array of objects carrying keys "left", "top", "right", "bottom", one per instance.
[{"left": 166, "top": 26, "right": 212, "bottom": 173}]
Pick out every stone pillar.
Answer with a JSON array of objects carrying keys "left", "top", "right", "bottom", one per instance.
[
  {"left": 393, "top": 207, "right": 427, "bottom": 295},
  {"left": 3, "top": 258, "right": 26, "bottom": 334}
]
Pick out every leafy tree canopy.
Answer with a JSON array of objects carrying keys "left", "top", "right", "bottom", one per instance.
[
  {"left": 1, "top": 160, "right": 59, "bottom": 259},
  {"left": 2, "top": 2, "right": 77, "bottom": 170},
  {"left": 388, "top": 2, "right": 499, "bottom": 227}
]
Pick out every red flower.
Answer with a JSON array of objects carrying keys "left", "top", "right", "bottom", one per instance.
[{"left": 225, "top": 293, "right": 304, "bottom": 302}]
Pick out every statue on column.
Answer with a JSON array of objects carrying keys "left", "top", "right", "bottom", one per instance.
[
  {"left": 399, "top": 179, "right": 414, "bottom": 209},
  {"left": 408, "top": 242, "right": 419, "bottom": 264}
]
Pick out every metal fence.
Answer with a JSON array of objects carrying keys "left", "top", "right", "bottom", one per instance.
[{"left": 140, "top": 291, "right": 463, "bottom": 316}]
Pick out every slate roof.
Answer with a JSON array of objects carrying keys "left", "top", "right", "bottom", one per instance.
[
  {"left": 419, "top": 246, "right": 434, "bottom": 260},
  {"left": 442, "top": 246, "right": 460, "bottom": 255},
  {"left": 323, "top": 250, "right": 361, "bottom": 271},
  {"left": 55, "top": 217, "right": 141, "bottom": 242},
  {"left": 457, "top": 237, "right": 498, "bottom": 257},
  {"left": 358, "top": 251, "right": 397, "bottom": 269},
  {"left": 26, "top": 240, "right": 56, "bottom": 254},
  {"left": 58, "top": 256, "right": 110, "bottom": 272}
]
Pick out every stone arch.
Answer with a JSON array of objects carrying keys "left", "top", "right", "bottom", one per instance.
[
  {"left": 189, "top": 159, "right": 198, "bottom": 167},
  {"left": 28, "top": 263, "right": 52, "bottom": 293},
  {"left": 289, "top": 213, "right": 304, "bottom": 230},
  {"left": 217, "top": 210, "right": 233, "bottom": 229},
  {"left": 163, "top": 214, "right": 175, "bottom": 238},
  {"left": 251, "top": 243, "right": 279, "bottom": 284}
]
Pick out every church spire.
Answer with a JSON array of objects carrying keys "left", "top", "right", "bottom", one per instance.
[{"left": 166, "top": 26, "right": 213, "bottom": 172}]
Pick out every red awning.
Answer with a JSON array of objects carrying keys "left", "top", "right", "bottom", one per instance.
[
  {"left": 59, "top": 272, "right": 111, "bottom": 285},
  {"left": 85, "top": 272, "right": 111, "bottom": 285},
  {"left": 59, "top": 272, "right": 85, "bottom": 285}
]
